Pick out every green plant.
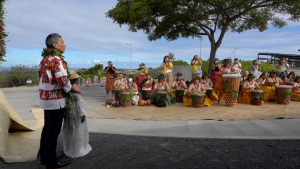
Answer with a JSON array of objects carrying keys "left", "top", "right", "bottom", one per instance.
[
  {"left": 155, "top": 92, "right": 162, "bottom": 101},
  {"left": 206, "top": 89, "right": 212, "bottom": 96},
  {"left": 230, "top": 90, "right": 238, "bottom": 100},
  {"left": 144, "top": 91, "right": 152, "bottom": 99},
  {"left": 251, "top": 93, "right": 261, "bottom": 100},
  {"left": 120, "top": 93, "right": 132, "bottom": 103},
  {"left": 175, "top": 90, "right": 184, "bottom": 97},
  {"left": 172, "top": 60, "right": 189, "bottom": 65},
  {"left": 281, "top": 91, "right": 293, "bottom": 98},
  {"left": 114, "top": 90, "right": 123, "bottom": 98},
  {"left": 191, "top": 94, "right": 203, "bottom": 103},
  {"left": 223, "top": 80, "right": 231, "bottom": 91},
  {"left": 0, "top": 0, "right": 8, "bottom": 64}
]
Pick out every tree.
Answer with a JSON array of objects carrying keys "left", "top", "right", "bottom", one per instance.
[
  {"left": 171, "top": 60, "right": 189, "bottom": 65},
  {"left": 0, "top": 0, "right": 8, "bottom": 65},
  {"left": 167, "top": 52, "right": 175, "bottom": 61},
  {"left": 106, "top": 0, "right": 300, "bottom": 73}
]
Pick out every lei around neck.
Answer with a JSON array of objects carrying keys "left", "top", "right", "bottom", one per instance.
[{"left": 41, "top": 48, "right": 73, "bottom": 116}]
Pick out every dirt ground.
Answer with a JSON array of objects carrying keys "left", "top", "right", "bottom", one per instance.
[{"left": 1, "top": 133, "right": 300, "bottom": 169}]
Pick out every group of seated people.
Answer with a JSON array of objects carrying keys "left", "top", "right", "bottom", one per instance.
[{"left": 111, "top": 58, "right": 300, "bottom": 107}]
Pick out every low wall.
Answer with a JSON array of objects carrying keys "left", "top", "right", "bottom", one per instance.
[{"left": 172, "top": 65, "right": 196, "bottom": 82}]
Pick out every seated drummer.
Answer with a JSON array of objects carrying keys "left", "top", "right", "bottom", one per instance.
[
  {"left": 284, "top": 71, "right": 295, "bottom": 85},
  {"left": 257, "top": 71, "right": 268, "bottom": 86},
  {"left": 171, "top": 72, "right": 187, "bottom": 89},
  {"left": 170, "top": 72, "right": 187, "bottom": 98},
  {"left": 183, "top": 76, "right": 213, "bottom": 106},
  {"left": 200, "top": 72, "right": 213, "bottom": 88},
  {"left": 261, "top": 70, "right": 284, "bottom": 102},
  {"left": 201, "top": 72, "right": 218, "bottom": 101},
  {"left": 291, "top": 76, "right": 300, "bottom": 101},
  {"left": 237, "top": 73, "right": 261, "bottom": 104},
  {"left": 214, "top": 59, "right": 236, "bottom": 104},
  {"left": 265, "top": 70, "right": 285, "bottom": 86},
  {"left": 122, "top": 74, "right": 138, "bottom": 93},
  {"left": 113, "top": 72, "right": 127, "bottom": 90},
  {"left": 151, "top": 74, "right": 176, "bottom": 106},
  {"left": 139, "top": 73, "right": 155, "bottom": 100},
  {"left": 122, "top": 74, "right": 139, "bottom": 105}
]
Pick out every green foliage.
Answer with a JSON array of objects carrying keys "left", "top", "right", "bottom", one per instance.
[
  {"left": 0, "top": 0, "right": 8, "bottom": 63},
  {"left": 281, "top": 91, "right": 293, "bottom": 98},
  {"left": 0, "top": 65, "right": 39, "bottom": 88},
  {"left": 106, "top": 0, "right": 299, "bottom": 72},
  {"left": 175, "top": 90, "right": 184, "bottom": 97},
  {"left": 121, "top": 93, "right": 132, "bottom": 103},
  {"left": 223, "top": 80, "right": 231, "bottom": 91},
  {"left": 240, "top": 61, "right": 276, "bottom": 72},
  {"left": 201, "top": 60, "right": 209, "bottom": 74},
  {"left": 230, "top": 90, "right": 238, "bottom": 100},
  {"left": 191, "top": 94, "right": 203, "bottom": 103},
  {"left": 172, "top": 60, "right": 189, "bottom": 65},
  {"left": 148, "top": 67, "right": 161, "bottom": 79},
  {"left": 167, "top": 53, "right": 175, "bottom": 61}
]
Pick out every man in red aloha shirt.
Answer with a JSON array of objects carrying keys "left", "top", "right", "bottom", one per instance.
[{"left": 39, "top": 33, "right": 80, "bottom": 169}]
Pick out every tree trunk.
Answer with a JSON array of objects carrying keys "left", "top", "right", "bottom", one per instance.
[{"left": 208, "top": 43, "right": 218, "bottom": 74}]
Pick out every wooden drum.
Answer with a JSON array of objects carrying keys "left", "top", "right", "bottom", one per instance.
[
  {"left": 114, "top": 89, "right": 121, "bottom": 102},
  {"left": 251, "top": 89, "right": 263, "bottom": 106},
  {"left": 142, "top": 88, "right": 152, "bottom": 100},
  {"left": 222, "top": 74, "right": 241, "bottom": 93},
  {"left": 225, "top": 93, "right": 237, "bottom": 107},
  {"left": 156, "top": 91, "right": 167, "bottom": 107},
  {"left": 276, "top": 85, "right": 293, "bottom": 104},
  {"left": 205, "top": 87, "right": 213, "bottom": 99},
  {"left": 191, "top": 93, "right": 205, "bottom": 108},
  {"left": 175, "top": 89, "right": 184, "bottom": 103},
  {"left": 121, "top": 92, "right": 132, "bottom": 107}
]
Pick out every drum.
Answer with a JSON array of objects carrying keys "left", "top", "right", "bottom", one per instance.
[
  {"left": 276, "top": 85, "right": 293, "bottom": 104},
  {"left": 155, "top": 91, "right": 167, "bottom": 107},
  {"left": 175, "top": 89, "right": 184, "bottom": 103},
  {"left": 205, "top": 87, "right": 213, "bottom": 99},
  {"left": 121, "top": 92, "right": 132, "bottom": 107},
  {"left": 251, "top": 89, "right": 263, "bottom": 106},
  {"left": 191, "top": 93, "right": 205, "bottom": 108},
  {"left": 222, "top": 74, "right": 242, "bottom": 93},
  {"left": 142, "top": 88, "right": 152, "bottom": 100},
  {"left": 224, "top": 93, "right": 238, "bottom": 107},
  {"left": 114, "top": 89, "right": 122, "bottom": 102}
]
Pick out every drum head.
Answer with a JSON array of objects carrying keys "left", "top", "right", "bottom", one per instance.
[
  {"left": 222, "top": 74, "right": 241, "bottom": 78},
  {"left": 192, "top": 93, "right": 205, "bottom": 97},
  {"left": 251, "top": 89, "right": 263, "bottom": 93},
  {"left": 206, "top": 88, "right": 212, "bottom": 90},
  {"left": 157, "top": 90, "right": 167, "bottom": 94},
  {"left": 142, "top": 88, "right": 151, "bottom": 91},
  {"left": 122, "top": 92, "right": 131, "bottom": 95},
  {"left": 275, "top": 85, "right": 292, "bottom": 89}
]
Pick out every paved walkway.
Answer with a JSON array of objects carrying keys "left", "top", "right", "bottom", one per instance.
[{"left": 2, "top": 84, "right": 300, "bottom": 139}]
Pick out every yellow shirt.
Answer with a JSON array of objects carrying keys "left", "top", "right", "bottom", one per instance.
[
  {"left": 140, "top": 68, "right": 148, "bottom": 75},
  {"left": 191, "top": 61, "right": 201, "bottom": 73},
  {"left": 161, "top": 62, "right": 173, "bottom": 73}
]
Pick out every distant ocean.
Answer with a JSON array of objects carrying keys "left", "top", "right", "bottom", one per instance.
[{"left": 0, "top": 67, "right": 82, "bottom": 71}]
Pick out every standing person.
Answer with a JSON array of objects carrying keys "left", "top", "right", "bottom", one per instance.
[
  {"left": 210, "top": 58, "right": 222, "bottom": 87},
  {"left": 191, "top": 55, "right": 202, "bottom": 78},
  {"left": 232, "top": 58, "right": 242, "bottom": 74},
  {"left": 251, "top": 60, "right": 262, "bottom": 80},
  {"left": 39, "top": 33, "right": 80, "bottom": 168},
  {"left": 276, "top": 57, "right": 290, "bottom": 74},
  {"left": 160, "top": 56, "right": 173, "bottom": 87},
  {"left": 62, "top": 70, "right": 92, "bottom": 158},
  {"left": 105, "top": 61, "right": 116, "bottom": 97},
  {"left": 135, "top": 63, "right": 148, "bottom": 92}
]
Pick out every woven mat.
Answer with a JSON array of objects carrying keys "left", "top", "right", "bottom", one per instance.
[
  {"left": 87, "top": 101, "right": 300, "bottom": 121},
  {"left": 0, "top": 90, "right": 44, "bottom": 163}
]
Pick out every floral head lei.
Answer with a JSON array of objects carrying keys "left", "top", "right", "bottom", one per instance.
[{"left": 41, "top": 48, "right": 73, "bottom": 117}]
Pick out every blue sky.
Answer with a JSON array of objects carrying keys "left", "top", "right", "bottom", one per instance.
[{"left": 1, "top": 0, "right": 300, "bottom": 69}]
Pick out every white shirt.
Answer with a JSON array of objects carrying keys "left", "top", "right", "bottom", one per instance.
[
  {"left": 232, "top": 63, "right": 242, "bottom": 74},
  {"left": 277, "top": 64, "right": 289, "bottom": 73},
  {"left": 39, "top": 55, "right": 72, "bottom": 110}
]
